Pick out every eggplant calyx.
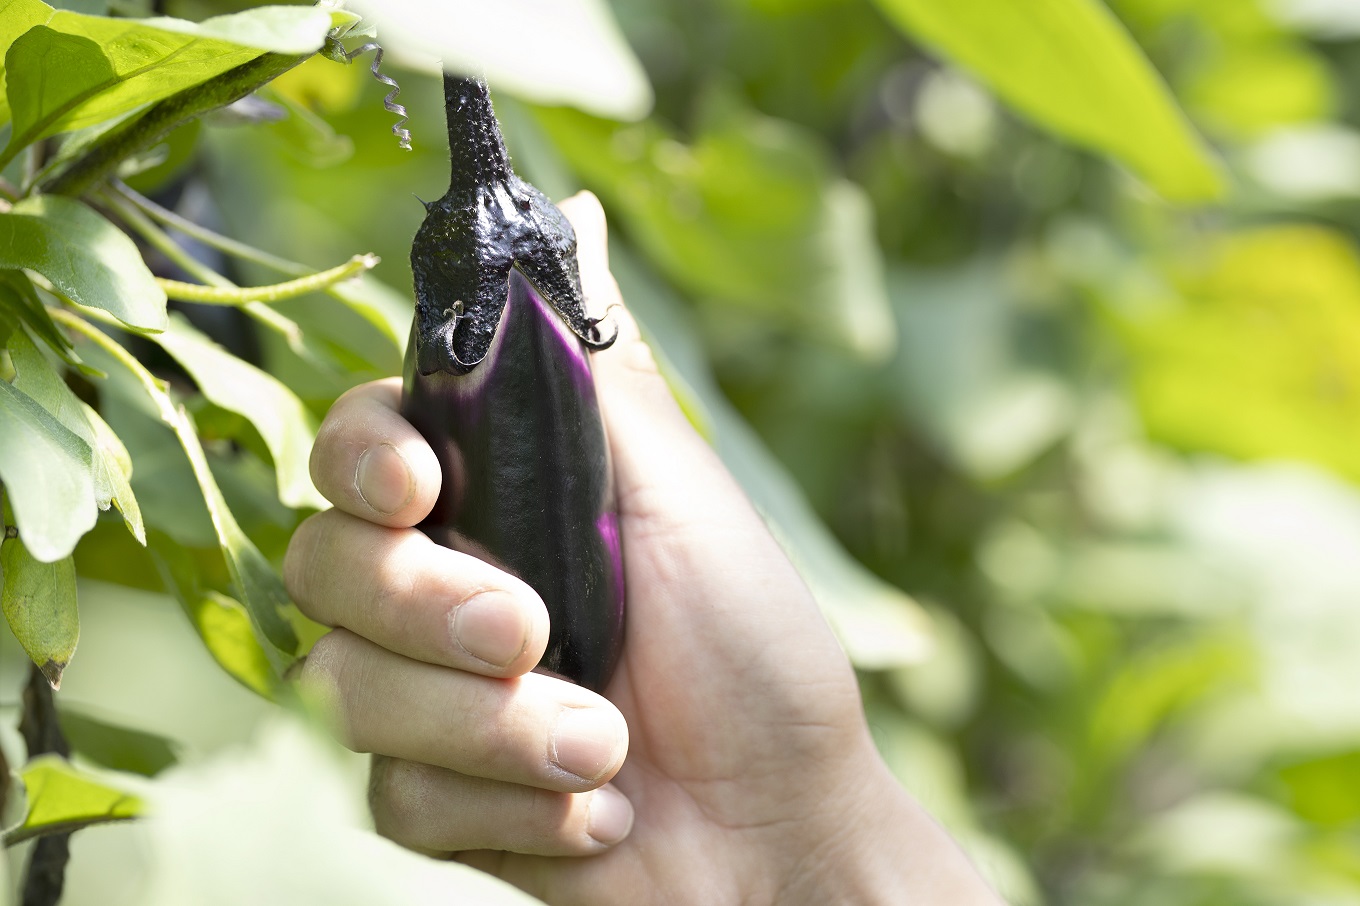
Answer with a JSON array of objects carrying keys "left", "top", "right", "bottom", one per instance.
[{"left": 410, "top": 75, "right": 616, "bottom": 377}]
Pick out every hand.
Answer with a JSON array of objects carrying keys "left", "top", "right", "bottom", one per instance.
[{"left": 284, "top": 192, "right": 1004, "bottom": 905}]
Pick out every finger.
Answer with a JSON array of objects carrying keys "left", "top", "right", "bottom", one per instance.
[
  {"left": 303, "top": 630, "right": 628, "bottom": 792},
  {"left": 371, "top": 757, "right": 634, "bottom": 855},
  {"left": 309, "top": 378, "right": 442, "bottom": 527},
  {"left": 285, "top": 509, "right": 549, "bottom": 676}
]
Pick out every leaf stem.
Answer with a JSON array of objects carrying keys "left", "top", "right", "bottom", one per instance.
[
  {"left": 111, "top": 181, "right": 315, "bottom": 277},
  {"left": 98, "top": 190, "right": 312, "bottom": 354},
  {"left": 157, "top": 254, "right": 378, "bottom": 305},
  {"left": 40, "top": 52, "right": 309, "bottom": 198}
]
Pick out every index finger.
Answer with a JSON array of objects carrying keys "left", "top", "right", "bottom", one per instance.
[{"left": 310, "top": 378, "right": 443, "bottom": 528}]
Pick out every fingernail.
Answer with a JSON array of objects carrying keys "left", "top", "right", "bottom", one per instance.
[
  {"left": 356, "top": 443, "right": 414, "bottom": 516},
  {"left": 551, "top": 708, "right": 624, "bottom": 782},
  {"left": 587, "top": 785, "right": 634, "bottom": 845},
  {"left": 451, "top": 593, "right": 527, "bottom": 668}
]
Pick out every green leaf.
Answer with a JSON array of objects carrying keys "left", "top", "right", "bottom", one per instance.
[
  {"left": 537, "top": 103, "right": 895, "bottom": 359},
  {"left": 871, "top": 0, "right": 1224, "bottom": 202},
  {"left": 610, "top": 245, "right": 931, "bottom": 668},
  {"left": 7, "top": 326, "right": 144, "bottom": 542},
  {"left": 72, "top": 334, "right": 298, "bottom": 656},
  {"left": 0, "top": 6, "right": 332, "bottom": 162},
  {"left": 1, "top": 530, "right": 77, "bottom": 689},
  {"left": 0, "top": 196, "right": 167, "bottom": 332},
  {"left": 151, "top": 314, "right": 325, "bottom": 511},
  {"left": 58, "top": 708, "right": 179, "bottom": 777},
  {"left": 0, "top": 380, "right": 94, "bottom": 562},
  {"left": 153, "top": 539, "right": 278, "bottom": 700},
  {"left": 2, "top": 755, "right": 142, "bottom": 845},
  {"left": 0, "top": 270, "right": 81, "bottom": 367},
  {"left": 1117, "top": 225, "right": 1360, "bottom": 482},
  {"left": 0, "top": 0, "right": 55, "bottom": 127}
]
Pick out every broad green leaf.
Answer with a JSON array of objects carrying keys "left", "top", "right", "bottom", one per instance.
[
  {"left": 74, "top": 337, "right": 299, "bottom": 655},
  {"left": 537, "top": 104, "right": 895, "bottom": 360},
  {"left": 2, "top": 755, "right": 143, "bottom": 845},
  {"left": 0, "top": 379, "right": 94, "bottom": 562},
  {"left": 7, "top": 326, "right": 144, "bottom": 542},
  {"left": 610, "top": 245, "right": 931, "bottom": 668},
  {"left": 1117, "top": 225, "right": 1360, "bottom": 482},
  {"left": 0, "top": 269, "right": 81, "bottom": 367},
  {"left": 349, "top": 0, "right": 651, "bottom": 121},
  {"left": 152, "top": 315, "right": 326, "bottom": 511},
  {"left": 0, "top": 196, "right": 167, "bottom": 332},
  {"left": 58, "top": 708, "right": 179, "bottom": 777},
  {"left": 153, "top": 540, "right": 278, "bottom": 700},
  {"left": 1, "top": 531, "right": 77, "bottom": 688},
  {"left": 326, "top": 275, "right": 410, "bottom": 357},
  {"left": 0, "top": 6, "right": 333, "bottom": 163},
  {"left": 0, "top": 0, "right": 55, "bottom": 126},
  {"left": 871, "top": 0, "right": 1224, "bottom": 201}
]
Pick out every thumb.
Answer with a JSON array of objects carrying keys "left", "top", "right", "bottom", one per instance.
[{"left": 554, "top": 191, "right": 750, "bottom": 529}]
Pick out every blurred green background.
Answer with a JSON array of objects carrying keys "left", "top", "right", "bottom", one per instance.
[{"left": 7, "top": 0, "right": 1360, "bottom": 903}]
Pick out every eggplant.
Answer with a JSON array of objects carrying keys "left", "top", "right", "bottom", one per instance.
[{"left": 401, "top": 74, "right": 623, "bottom": 691}]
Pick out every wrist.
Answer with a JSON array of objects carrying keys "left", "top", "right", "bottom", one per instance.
[{"left": 765, "top": 744, "right": 1006, "bottom": 906}]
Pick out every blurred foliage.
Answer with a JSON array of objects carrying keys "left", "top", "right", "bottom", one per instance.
[{"left": 5, "top": 0, "right": 1360, "bottom": 903}]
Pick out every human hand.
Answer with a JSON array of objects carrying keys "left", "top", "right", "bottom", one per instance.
[{"left": 284, "top": 192, "right": 1004, "bottom": 905}]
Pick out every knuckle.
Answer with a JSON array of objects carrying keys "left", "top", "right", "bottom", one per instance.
[
  {"left": 300, "top": 631, "right": 361, "bottom": 747},
  {"left": 370, "top": 757, "right": 432, "bottom": 843}
]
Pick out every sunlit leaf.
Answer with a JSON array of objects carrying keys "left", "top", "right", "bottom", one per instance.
[
  {"left": 1184, "top": 40, "right": 1333, "bottom": 137},
  {"left": 0, "top": 196, "right": 167, "bottom": 332},
  {"left": 0, "top": 379, "right": 94, "bottom": 563},
  {"left": 2, "top": 755, "right": 143, "bottom": 845},
  {"left": 58, "top": 708, "right": 179, "bottom": 778},
  {"left": 0, "top": 6, "right": 333, "bottom": 163},
  {"left": 1118, "top": 225, "right": 1360, "bottom": 482},
  {"left": 871, "top": 0, "right": 1224, "bottom": 201},
  {"left": 348, "top": 0, "right": 651, "bottom": 121},
  {"left": 1, "top": 529, "right": 77, "bottom": 689},
  {"left": 0, "top": 0, "right": 55, "bottom": 126},
  {"left": 152, "top": 314, "right": 326, "bottom": 511},
  {"left": 82, "top": 400, "right": 145, "bottom": 543}
]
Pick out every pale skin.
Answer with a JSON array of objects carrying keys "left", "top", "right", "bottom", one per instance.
[{"left": 284, "top": 192, "right": 1006, "bottom": 905}]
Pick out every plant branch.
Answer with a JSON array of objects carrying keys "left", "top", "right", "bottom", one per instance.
[
  {"left": 19, "top": 663, "right": 72, "bottom": 906},
  {"left": 41, "top": 52, "right": 309, "bottom": 199},
  {"left": 158, "top": 254, "right": 378, "bottom": 305},
  {"left": 111, "top": 181, "right": 314, "bottom": 276}
]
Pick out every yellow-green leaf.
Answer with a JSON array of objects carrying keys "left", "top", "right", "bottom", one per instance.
[
  {"left": 1118, "top": 225, "right": 1360, "bottom": 481},
  {"left": 1, "top": 530, "right": 77, "bottom": 689},
  {"left": 872, "top": 0, "right": 1224, "bottom": 201},
  {"left": 2, "top": 756, "right": 142, "bottom": 845},
  {"left": 0, "top": 6, "right": 332, "bottom": 163}
]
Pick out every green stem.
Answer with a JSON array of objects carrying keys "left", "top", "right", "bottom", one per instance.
[
  {"left": 49, "top": 309, "right": 174, "bottom": 420},
  {"left": 99, "top": 190, "right": 310, "bottom": 352},
  {"left": 111, "top": 181, "right": 314, "bottom": 277},
  {"left": 41, "top": 52, "right": 309, "bottom": 198},
  {"left": 157, "top": 255, "right": 378, "bottom": 305}
]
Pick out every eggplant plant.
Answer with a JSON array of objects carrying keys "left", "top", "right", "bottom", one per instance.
[{"left": 402, "top": 74, "right": 624, "bottom": 692}]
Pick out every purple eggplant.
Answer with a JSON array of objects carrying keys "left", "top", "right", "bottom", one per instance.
[{"left": 401, "top": 74, "right": 623, "bottom": 691}]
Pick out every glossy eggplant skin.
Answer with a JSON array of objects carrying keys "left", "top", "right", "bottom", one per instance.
[{"left": 401, "top": 75, "right": 623, "bottom": 691}]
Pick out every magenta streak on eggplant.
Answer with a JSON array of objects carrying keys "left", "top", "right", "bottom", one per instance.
[{"left": 596, "top": 510, "right": 625, "bottom": 628}]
